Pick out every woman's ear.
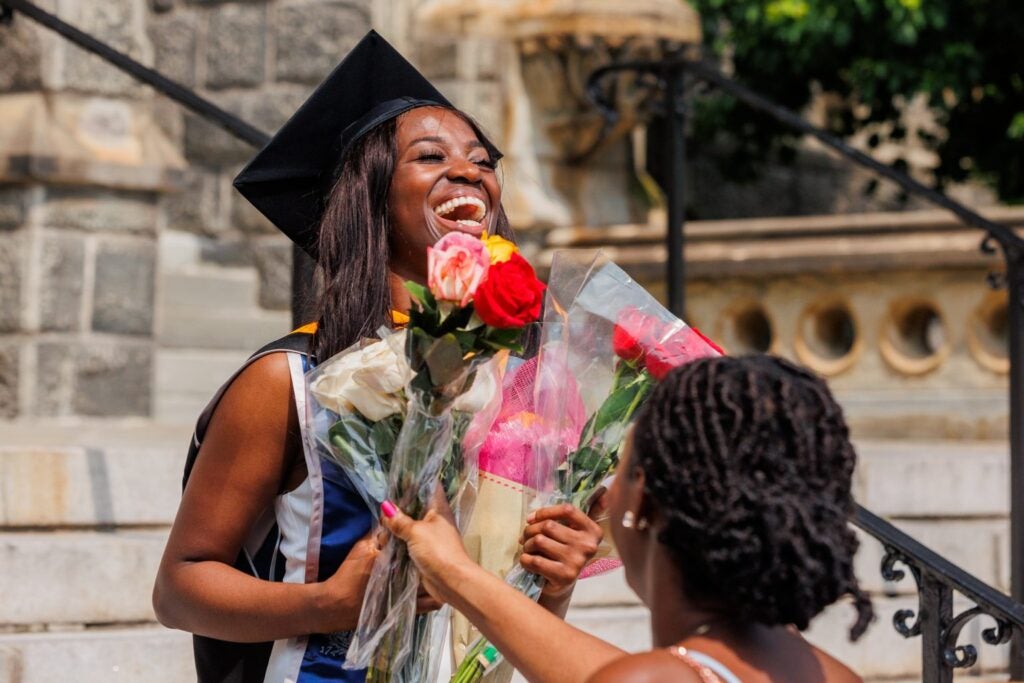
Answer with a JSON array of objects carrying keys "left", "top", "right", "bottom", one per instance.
[{"left": 628, "top": 466, "right": 659, "bottom": 531}]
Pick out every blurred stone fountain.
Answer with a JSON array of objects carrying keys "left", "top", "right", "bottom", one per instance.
[{"left": 412, "top": 0, "right": 701, "bottom": 231}]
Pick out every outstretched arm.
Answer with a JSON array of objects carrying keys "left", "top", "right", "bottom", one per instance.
[{"left": 382, "top": 503, "right": 627, "bottom": 683}]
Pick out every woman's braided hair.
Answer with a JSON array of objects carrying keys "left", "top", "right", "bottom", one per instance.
[{"left": 631, "top": 355, "right": 873, "bottom": 640}]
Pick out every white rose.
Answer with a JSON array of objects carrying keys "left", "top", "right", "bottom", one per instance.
[
  {"left": 452, "top": 360, "right": 498, "bottom": 413},
  {"left": 310, "top": 332, "right": 414, "bottom": 421}
]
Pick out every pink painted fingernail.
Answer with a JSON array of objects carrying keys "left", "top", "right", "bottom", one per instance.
[{"left": 381, "top": 500, "right": 397, "bottom": 519}]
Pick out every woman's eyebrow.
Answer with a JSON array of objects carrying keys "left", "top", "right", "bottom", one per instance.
[
  {"left": 409, "top": 135, "right": 447, "bottom": 146},
  {"left": 408, "top": 136, "right": 486, "bottom": 153}
]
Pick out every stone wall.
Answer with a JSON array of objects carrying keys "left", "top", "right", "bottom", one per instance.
[
  {"left": 0, "top": 0, "right": 181, "bottom": 421},
  {"left": 0, "top": 164, "right": 169, "bottom": 421}
]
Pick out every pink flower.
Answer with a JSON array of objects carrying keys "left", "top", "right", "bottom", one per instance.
[{"left": 427, "top": 233, "right": 490, "bottom": 306}]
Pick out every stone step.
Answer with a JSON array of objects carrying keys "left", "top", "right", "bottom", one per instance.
[
  {"left": 855, "top": 518, "right": 1009, "bottom": 594},
  {"left": 570, "top": 566, "right": 638, "bottom": 607},
  {"left": 854, "top": 440, "right": 1008, "bottom": 517},
  {"left": 154, "top": 348, "right": 250, "bottom": 423},
  {"left": 0, "top": 423, "right": 189, "bottom": 528},
  {"left": 839, "top": 388, "right": 1008, "bottom": 441},
  {"left": 566, "top": 605, "right": 651, "bottom": 652},
  {"left": 157, "top": 307, "right": 291, "bottom": 350},
  {"left": 0, "top": 626, "right": 194, "bottom": 683},
  {"left": 158, "top": 266, "right": 261, "bottom": 311},
  {"left": 0, "top": 531, "right": 167, "bottom": 626}
]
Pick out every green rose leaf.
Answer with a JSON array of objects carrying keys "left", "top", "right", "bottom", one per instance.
[
  {"left": 406, "top": 281, "right": 441, "bottom": 332},
  {"left": 452, "top": 329, "right": 479, "bottom": 354},
  {"left": 439, "top": 302, "right": 475, "bottom": 335},
  {"left": 369, "top": 414, "right": 402, "bottom": 455},
  {"left": 328, "top": 413, "right": 377, "bottom": 471},
  {"left": 424, "top": 333, "right": 466, "bottom": 388}
]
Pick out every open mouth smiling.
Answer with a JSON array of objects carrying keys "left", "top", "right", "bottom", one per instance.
[{"left": 431, "top": 194, "right": 487, "bottom": 234}]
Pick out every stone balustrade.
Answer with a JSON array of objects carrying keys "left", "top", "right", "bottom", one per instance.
[{"left": 541, "top": 207, "right": 1024, "bottom": 439}]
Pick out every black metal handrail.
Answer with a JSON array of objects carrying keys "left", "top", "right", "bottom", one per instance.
[{"left": 4, "top": 2, "right": 1024, "bottom": 680}]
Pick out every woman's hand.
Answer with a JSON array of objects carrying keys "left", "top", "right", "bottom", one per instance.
[
  {"left": 314, "top": 534, "right": 380, "bottom": 632},
  {"left": 380, "top": 500, "right": 473, "bottom": 604},
  {"left": 520, "top": 503, "right": 603, "bottom": 599},
  {"left": 316, "top": 530, "right": 442, "bottom": 633}
]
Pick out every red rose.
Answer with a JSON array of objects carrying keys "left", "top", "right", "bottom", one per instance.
[
  {"left": 643, "top": 344, "right": 675, "bottom": 379},
  {"left": 644, "top": 326, "right": 723, "bottom": 379},
  {"left": 662, "top": 326, "right": 723, "bottom": 361},
  {"left": 474, "top": 253, "right": 546, "bottom": 328},
  {"left": 612, "top": 307, "right": 649, "bottom": 361}
]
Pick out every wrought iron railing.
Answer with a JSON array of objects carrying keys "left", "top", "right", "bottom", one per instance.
[
  {"left": 854, "top": 505, "right": 1024, "bottom": 680},
  {"left": 4, "top": 2, "right": 1023, "bottom": 679}
]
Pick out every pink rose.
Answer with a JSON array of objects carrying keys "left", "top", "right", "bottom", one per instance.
[{"left": 427, "top": 233, "right": 490, "bottom": 306}]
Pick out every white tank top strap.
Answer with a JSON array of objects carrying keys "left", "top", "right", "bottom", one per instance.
[{"left": 669, "top": 646, "right": 743, "bottom": 683}]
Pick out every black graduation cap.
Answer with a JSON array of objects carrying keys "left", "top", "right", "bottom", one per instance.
[{"left": 233, "top": 30, "right": 502, "bottom": 258}]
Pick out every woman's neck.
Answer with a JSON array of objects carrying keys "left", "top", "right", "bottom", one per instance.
[
  {"left": 388, "top": 270, "right": 415, "bottom": 315},
  {"left": 646, "top": 547, "right": 729, "bottom": 648}
]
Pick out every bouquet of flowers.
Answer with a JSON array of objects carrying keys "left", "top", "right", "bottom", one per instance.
[
  {"left": 449, "top": 354, "right": 587, "bottom": 676},
  {"left": 307, "top": 231, "right": 545, "bottom": 682},
  {"left": 453, "top": 251, "right": 722, "bottom": 681}
]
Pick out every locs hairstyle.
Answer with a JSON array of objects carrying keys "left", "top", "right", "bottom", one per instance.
[
  {"left": 312, "top": 108, "right": 514, "bottom": 363},
  {"left": 632, "top": 355, "right": 873, "bottom": 640}
]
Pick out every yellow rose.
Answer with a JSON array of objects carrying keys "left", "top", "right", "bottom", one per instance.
[{"left": 481, "top": 232, "right": 518, "bottom": 264}]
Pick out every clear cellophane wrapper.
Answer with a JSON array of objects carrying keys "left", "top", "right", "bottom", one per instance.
[
  {"left": 305, "top": 329, "right": 503, "bottom": 681},
  {"left": 452, "top": 352, "right": 587, "bottom": 682}
]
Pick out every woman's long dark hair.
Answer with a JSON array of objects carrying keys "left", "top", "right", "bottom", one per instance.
[{"left": 312, "top": 108, "right": 514, "bottom": 362}]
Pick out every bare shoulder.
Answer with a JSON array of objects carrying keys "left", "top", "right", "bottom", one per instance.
[
  {"left": 586, "top": 651, "right": 703, "bottom": 683},
  {"left": 184, "top": 350, "right": 300, "bottom": 505},
  {"left": 201, "top": 351, "right": 297, "bottom": 448},
  {"left": 219, "top": 351, "right": 294, "bottom": 419}
]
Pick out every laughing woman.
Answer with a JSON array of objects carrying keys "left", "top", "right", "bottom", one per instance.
[
  {"left": 383, "top": 355, "right": 874, "bottom": 683},
  {"left": 152, "top": 32, "right": 602, "bottom": 683}
]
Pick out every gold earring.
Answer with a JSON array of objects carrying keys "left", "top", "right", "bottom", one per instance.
[
  {"left": 621, "top": 511, "right": 635, "bottom": 529},
  {"left": 636, "top": 517, "right": 649, "bottom": 532}
]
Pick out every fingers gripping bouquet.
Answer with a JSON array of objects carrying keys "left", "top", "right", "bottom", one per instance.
[
  {"left": 453, "top": 251, "right": 723, "bottom": 682},
  {"left": 308, "top": 231, "right": 544, "bottom": 681}
]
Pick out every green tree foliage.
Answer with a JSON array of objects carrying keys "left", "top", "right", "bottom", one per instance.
[{"left": 688, "top": 0, "right": 1024, "bottom": 201}]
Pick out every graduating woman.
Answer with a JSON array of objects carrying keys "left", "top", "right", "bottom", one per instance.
[
  {"left": 383, "top": 355, "right": 874, "bottom": 683},
  {"left": 153, "top": 32, "right": 603, "bottom": 682}
]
